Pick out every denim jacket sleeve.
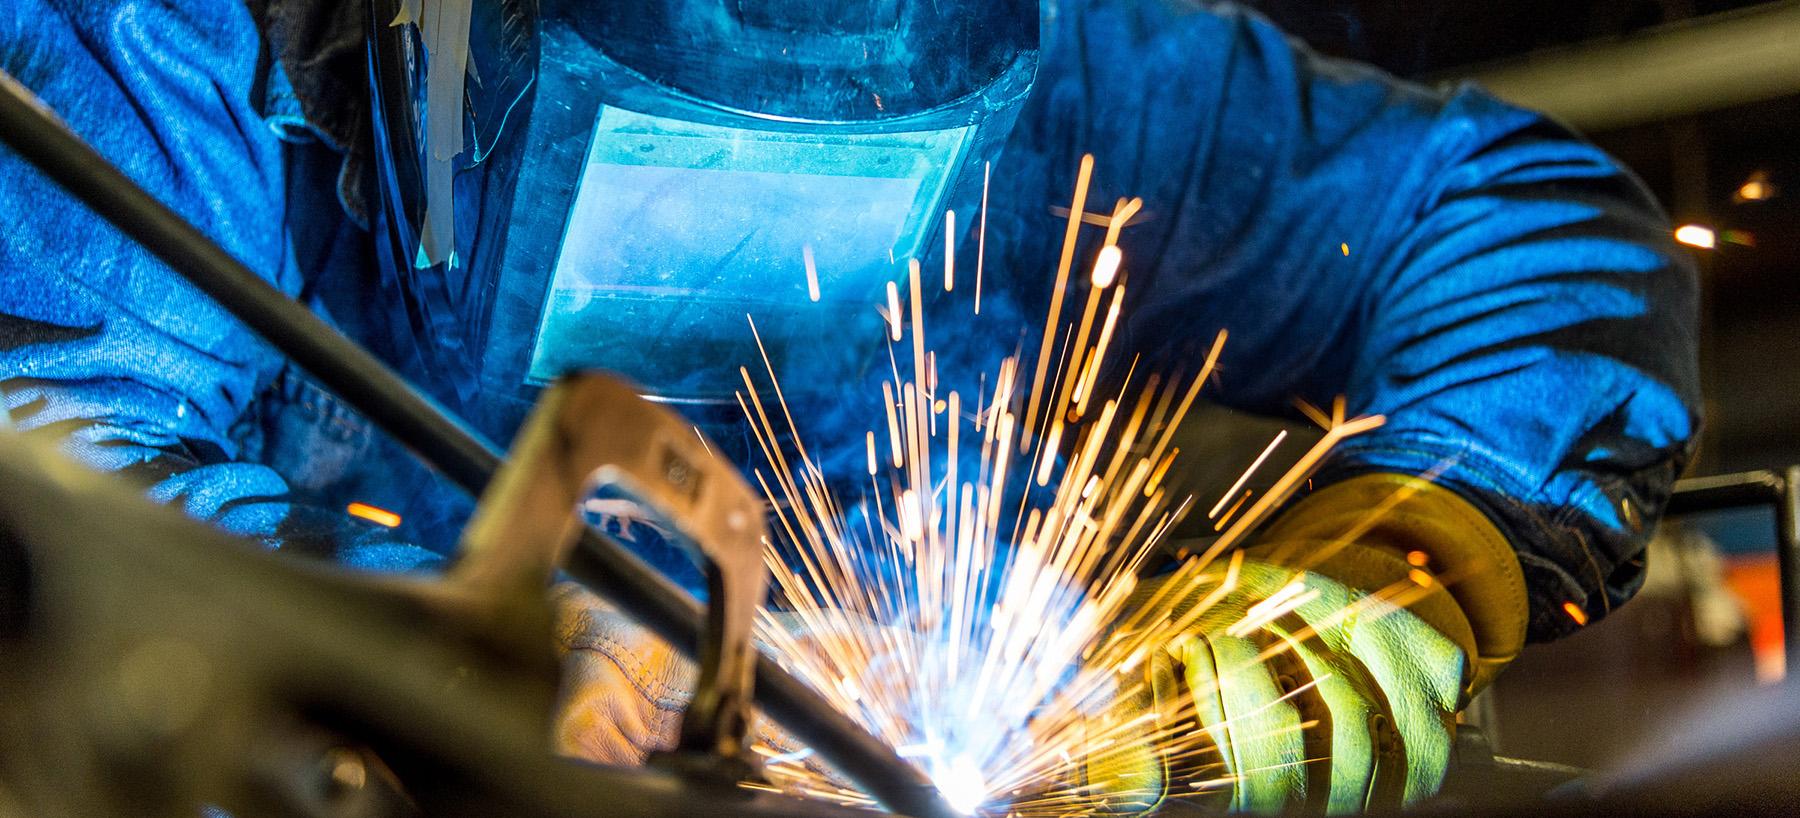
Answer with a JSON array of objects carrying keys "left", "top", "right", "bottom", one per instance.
[
  {"left": 0, "top": 0, "right": 439, "bottom": 571},
  {"left": 995, "top": 0, "right": 1701, "bottom": 640}
]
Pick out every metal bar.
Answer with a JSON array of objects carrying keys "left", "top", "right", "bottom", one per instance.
[
  {"left": 1780, "top": 467, "right": 1800, "bottom": 671},
  {"left": 455, "top": 375, "right": 772, "bottom": 766},
  {"left": 0, "top": 68, "right": 953, "bottom": 818},
  {"left": 1667, "top": 470, "right": 1785, "bottom": 516},
  {"left": 0, "top": 433, "right": 886, "bottom": 818},
  {"left": 1666, "top": 468, "right": 1800, "bottom": 670}
]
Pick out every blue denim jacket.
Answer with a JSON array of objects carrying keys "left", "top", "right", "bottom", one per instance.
[{"left": 0, "top": 0, "right": 1698, "bottom": 640}]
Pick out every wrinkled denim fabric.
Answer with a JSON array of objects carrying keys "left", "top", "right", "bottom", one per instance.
[{"left": 0, "top": 0, "right": 1697, "bottom": 640}]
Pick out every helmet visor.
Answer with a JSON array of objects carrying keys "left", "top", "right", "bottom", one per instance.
[{"left": 528, "top": 106, "right": 971, "bottom": 397}]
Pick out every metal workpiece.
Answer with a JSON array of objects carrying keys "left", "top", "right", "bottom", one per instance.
[
  {"left": 455, "top": 374, "right": 769, "bottom": 766},
  {"left": 0, "top": 431, "right": 878, "bottom": 818},
  {"left": 558, "top": 537, "right": 958, "bottom": 817},
  {"left": 1429, "top": 727, "right": 1585, "bottom": 811},
  {"left": 0, "top": 66, "right": 956, "bottom": 818},
  {"left": 1404, "top": 682, "right": 1800, "bottom": 818},
  {"left": 1666, "top": 468, "right": 1800, "bottom": 668}
]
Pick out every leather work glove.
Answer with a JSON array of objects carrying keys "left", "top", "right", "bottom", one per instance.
[
  {"left": 549, "top": 583, "right": 906, "bottom": 771},
  {"left": 1084, "top": 474, "right": 1528, "bottom": 814},
  {"left": 550, "top": 583, "right": 695, "bottom": 765}
]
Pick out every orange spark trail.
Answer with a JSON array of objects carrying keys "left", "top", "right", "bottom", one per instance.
[{"left": 731, "top": 160, "right": 1405, "bottom": 815}]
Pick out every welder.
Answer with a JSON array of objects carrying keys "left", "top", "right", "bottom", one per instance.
[{"left": 0, "top": 0, "right": 1697, "bottom": 812}]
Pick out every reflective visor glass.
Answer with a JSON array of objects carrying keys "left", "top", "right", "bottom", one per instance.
[{"left": 527, "top": 106, "right": 971, "bottom": 388}]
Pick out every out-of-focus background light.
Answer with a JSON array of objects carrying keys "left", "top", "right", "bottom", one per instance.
[
  {"left": 1676, "top": 224, "right": 1718, "bottom": 249},
  {"left": 1736, "top": 170, "right": 1778, "bottom": 203}
]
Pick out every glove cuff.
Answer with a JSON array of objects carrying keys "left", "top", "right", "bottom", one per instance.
[{"left": 1245, "top": 473, "right": 1528, "bottom": 702}]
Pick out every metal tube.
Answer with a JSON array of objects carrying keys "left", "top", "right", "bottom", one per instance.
[
  {"left": 1666, "top": 470, "right": 1785, "bottom": 516},
  {"left": 1667, "top": 469, "right": 1800, "bottom": 671},
  {"left": 1780, "top": 467, "right": 1800, "bottom": 670},
  {"left": 0, "top": 69, "right": 954, "bottom": 818},
  {"left": 0, "top": 433, "right": 896, "bottom": 818}
]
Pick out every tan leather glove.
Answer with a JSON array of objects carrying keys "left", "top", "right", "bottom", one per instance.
[
  {"left": 550, "top": 583, "right": 694, "bottom": 765},
  {"left": 548, "top": 583, "right": 903, "bottom": 776}
]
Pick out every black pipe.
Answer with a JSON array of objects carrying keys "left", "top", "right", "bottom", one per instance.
[
  {"left": 1781, "top": 466, "right": 1799, "bottom": 671},
  {"left": 1666, "top": 470, "right": 1785, "bottom": 516},
  {"left": 1667, "top": 468, "right": 1800, "bottom": 670},
  {"left": 0, "top": 69, "right": 953, "bottom": 818}
]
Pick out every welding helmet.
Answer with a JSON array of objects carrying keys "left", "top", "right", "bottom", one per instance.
[{"left": 366, "top": 0, "right": 1040, "bottom": 424}]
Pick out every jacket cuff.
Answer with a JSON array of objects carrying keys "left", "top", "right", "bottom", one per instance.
[{"left": 1248, "top": 473, "right": 1529, "bottom": 701}]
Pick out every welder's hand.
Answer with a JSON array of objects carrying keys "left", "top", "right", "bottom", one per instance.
[
  {"left": 550, "top": 583, "right": 694, "bottom": 765},
  {"left": 1084, "top": 474, "right": 1529, "bottom": 814},
  {"left": 1089, "top": 558, "right": 1465, "bottom": 814},
  {"left": 549, "top": 583, "right": 905, "bottom": 770}
]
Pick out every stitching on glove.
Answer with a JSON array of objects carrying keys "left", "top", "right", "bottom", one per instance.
[{"left": 571, "top": 629, "right": 691, "bottom": 712}]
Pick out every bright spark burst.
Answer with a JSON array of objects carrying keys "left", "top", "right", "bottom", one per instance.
[{"left": 739, "top": 156, "right": 1398, "bottom": 815}]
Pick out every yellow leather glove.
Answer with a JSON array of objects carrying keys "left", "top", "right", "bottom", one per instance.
[{"left": 1084, "top": 473, "right": 1528, "bottom": 814}]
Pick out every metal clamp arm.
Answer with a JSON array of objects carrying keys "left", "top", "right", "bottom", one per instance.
[{"left": 452, "top": 373, "right": 767, "bottom": 764}]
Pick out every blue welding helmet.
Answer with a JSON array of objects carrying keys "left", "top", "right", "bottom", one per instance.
[{"left": 366, "top": 0, "right": 1039, "bottom": 420}]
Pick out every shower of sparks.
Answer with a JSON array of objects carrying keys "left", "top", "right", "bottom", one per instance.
[{"left": 734, "top": 156, "right": 1419, "bottom": 815}]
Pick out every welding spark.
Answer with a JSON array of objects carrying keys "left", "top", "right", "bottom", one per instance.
[
  {"left": 932, "top": 755, "right": 990, "bottom": 815},
  {"left": 734, "top": 157, "right": 1398, "bottom": 815}
]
